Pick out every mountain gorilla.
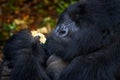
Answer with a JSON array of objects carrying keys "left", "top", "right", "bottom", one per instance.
[{"left": 2, "top": 0, "right": 120, "bottom": 80}]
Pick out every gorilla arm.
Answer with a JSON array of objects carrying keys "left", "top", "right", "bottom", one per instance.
[
  {"left": 58, "top": 45, "right": 120, "bottom": 80},
  {"left": 3, "top": 29, "right": 50, "bottom": 80},
  {"left": 46, "top": 55, "right": 68, "bottom": 80}
]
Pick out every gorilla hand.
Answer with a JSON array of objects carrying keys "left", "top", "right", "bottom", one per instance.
[{"left": 46, "top": 55, "right": 67, "bottom": 80}]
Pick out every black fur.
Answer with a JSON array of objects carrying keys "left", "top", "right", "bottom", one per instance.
[
  {"left": 2, "top": 0, "right": 120, "bottom": 80},
  {"left": 0, "top": 63, "right": 2, "bottom": 80},
  {"left": 3, "top": 29, "right": 50, "bottom": 80},
  {"left": 46, "top": 0, "right": 120, "bottom": 80}
]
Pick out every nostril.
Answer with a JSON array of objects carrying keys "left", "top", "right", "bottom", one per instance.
[
  {"left": 59, "top": 28, "right": 68, "bottom": 37},
  {"left": 60, "top": 30, "right": 66, "bottom": 35},
  {"left": 55, "top": 25, "right": 69, "bottom": 37}
]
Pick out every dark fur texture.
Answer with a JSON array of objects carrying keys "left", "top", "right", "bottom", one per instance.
[
  {"left": 46, "top": 0, "right": 120, "bottom": 80},
  {"left": 3, "top": 29, "right": 50, "bottom": 80},
  {"left": 2, "top": 0, "right": 120, "bottom": 80},
  {"left": 46, "top": 55, "right": 67, "bottom": 80}
]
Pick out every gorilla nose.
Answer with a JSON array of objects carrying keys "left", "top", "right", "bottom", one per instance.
[
  {"left": 58, "top": 28, "right": 68, "bottom": 37},
  {"left": 55, "top": 25, "right": 69, "bottom": 37}
]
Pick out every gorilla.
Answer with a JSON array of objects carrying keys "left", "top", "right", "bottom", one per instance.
[{"left": 2, "top": 0, "right": 120, "bottom": 80}]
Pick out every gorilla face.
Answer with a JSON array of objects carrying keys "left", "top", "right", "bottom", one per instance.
[{"left": 46, "top": 1, "right": 113, "bottom": 61}]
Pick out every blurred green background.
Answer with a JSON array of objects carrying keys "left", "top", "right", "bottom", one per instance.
[{"left": 0, "top": 0, "right": 79, "bottom": 48}]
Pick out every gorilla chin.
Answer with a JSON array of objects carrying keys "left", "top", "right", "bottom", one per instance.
[{"left": 2, "top": 0, "right": 120, "bottom": 80}]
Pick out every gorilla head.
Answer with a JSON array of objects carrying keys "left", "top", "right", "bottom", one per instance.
[{"left": 46, "top": 0, "right": 120, "bottom": 61}]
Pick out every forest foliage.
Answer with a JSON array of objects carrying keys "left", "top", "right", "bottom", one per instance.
[{"left": 0, "top": 0, "right": 79, "bottom": 46}]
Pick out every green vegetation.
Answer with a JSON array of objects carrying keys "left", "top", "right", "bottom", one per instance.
[{"left": 0, "top": 0, "right": 79, "bottom": 46}]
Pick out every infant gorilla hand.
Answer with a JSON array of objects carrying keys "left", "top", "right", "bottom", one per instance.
[{"left": 46, "top": 55, "right": 67, "bottom": 80}]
